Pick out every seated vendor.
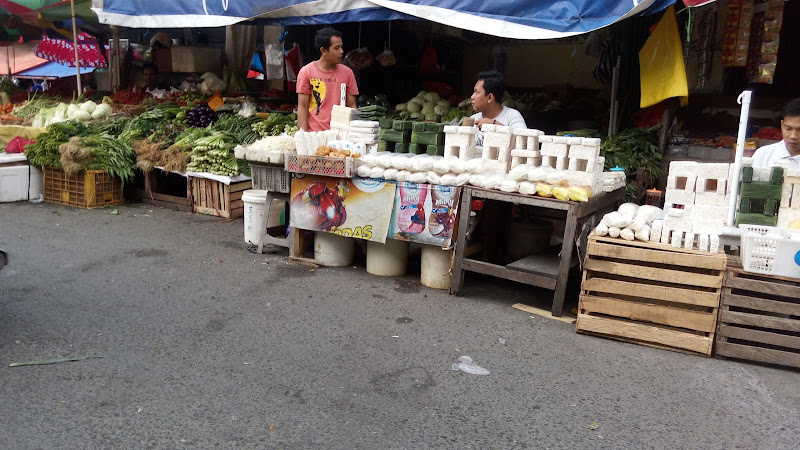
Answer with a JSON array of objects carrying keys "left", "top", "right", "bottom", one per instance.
[
  {"left": 469, "top": 70, "right": 527, "bottom": 146},
  {"left": 134, "top": 63, "right": 170, "bottom": 99},
  {"left": 751, "top": 97, "right": 800, "bottom": 169}
]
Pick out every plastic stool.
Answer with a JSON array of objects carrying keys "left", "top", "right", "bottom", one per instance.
[{"left": 257, "top": 191, "right": 293, "bottom": 255}]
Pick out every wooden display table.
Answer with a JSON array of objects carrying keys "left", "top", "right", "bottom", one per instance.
[
  {"left": 450, "top": 186, "right": 624, "bottom": 317},
  {"left": 716, "top": 256, "right": 800, "bottom": 369},
  {"left": 577, "top": 235, "right": 726, "bottom": 356}
]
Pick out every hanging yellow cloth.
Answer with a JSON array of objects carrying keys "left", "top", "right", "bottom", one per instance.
[{"left": 639, "top": 6, "right": 689, "bottom": 109}]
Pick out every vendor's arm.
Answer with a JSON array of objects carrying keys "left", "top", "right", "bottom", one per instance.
[
  {"left": 346, "top": 94, "right": 357, "bottom": 109},
  {"left": 298, "top": 93, "right": 310, "bottom": 131}
]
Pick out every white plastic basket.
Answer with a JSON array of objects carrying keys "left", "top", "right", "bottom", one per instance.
[
  {"left": 249, "top": 163, "right": 291, "bottom": 193},
  {"left": 739, "top": 224, "right": 800, "bottom": 279},
  {"left": 285, "top": 154, "right": 354, "bottom": 178}
]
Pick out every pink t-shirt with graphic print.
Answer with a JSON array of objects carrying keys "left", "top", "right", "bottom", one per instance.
[{"left": 296, "top": 62, "right": 359, "bottom": 131}]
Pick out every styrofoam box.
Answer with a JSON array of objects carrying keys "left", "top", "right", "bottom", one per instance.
[{"left": 0, "top": 163, "right": 43, "bottom": 202}]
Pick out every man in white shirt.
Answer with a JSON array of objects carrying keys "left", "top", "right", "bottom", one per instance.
[
  {"left": 751, "top": 98, "right": 800, "bottom": 169},
  {"left": 469, "top": 70, "right": 527, "bottom": 146}
]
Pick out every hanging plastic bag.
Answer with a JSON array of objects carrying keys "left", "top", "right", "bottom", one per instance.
[
  {"left": 285, "top": 44, "right": 301, "bottom": 83},
  {"left": 639, "top": 6, "right": 689, "bottom": 109},
  {"left": 265, "top": 43, "right": 284, "bottom": 80}
]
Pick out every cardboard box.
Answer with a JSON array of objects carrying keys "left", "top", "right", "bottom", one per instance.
[{"left": 171, "top": 46, "right": 222, "bottom": 73}]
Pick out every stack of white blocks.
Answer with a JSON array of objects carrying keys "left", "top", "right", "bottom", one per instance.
[
  {"left": 480, "top": 124, "right": 514, "bottom": 171},
  {"left": 348, "top": 121, "right": 379, "bottom": 145},
  {"left": 330, "top": 105, "right": 357, "bottom": 140},
  {"left": 510, "top": 129, "right": 544, "bottom": 167},
  {"left": 538, "top": 136, "right": 569, "bottom": 170},
  {"left": 443, "top": 125, "right": 479, "bottom": 160},
  {"left": 565, "top": 137, "right": 604, "bottom": 194},
  {"left": 778, "top": 169, "right": 800, "bottom": 228},
  {"left": 660, "top": 160, "right": 730, "bottom": 252}
]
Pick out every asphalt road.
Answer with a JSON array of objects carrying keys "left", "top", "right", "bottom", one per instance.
[{"left": 1, "top": 201, "right": 798, "bottom": 449}]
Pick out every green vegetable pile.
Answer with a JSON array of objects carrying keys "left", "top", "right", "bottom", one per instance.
[
  {"left": 59, "top": 135, "right": 137, "bottom": 184},
  {"left": 25, "top": 121, "right": 91, "bottom": 168},
  {"left": 11, "top": 95, "right": 61, "bottom": 118},
  {"left": 186, "top": 132, "right": 241, "bottom": 176},
  {"left": 211, "top": 113, "right": 262, "bottom": 145},
  {"left": 600, "top": 125, "right": 662, "bottom": 201},
  {"left": 252, "top": 113, "right": 298, "bottom": 138},
  {"left": 120, "top": 108, "right": 166, "bottom": 141}
]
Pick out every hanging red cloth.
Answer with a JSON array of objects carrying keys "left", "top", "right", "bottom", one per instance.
[{"left": 34, "top": 32, "right": 108, "bottom": 68}]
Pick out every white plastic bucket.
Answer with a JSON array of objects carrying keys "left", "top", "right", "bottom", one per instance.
[
  {"left": 314, "top": 231, "right": 354, "bottom": 266},
  {"left": 421, "top": 245, "right": 452, "bottom": 289},
  {"left": 367, "top": 239, "right": 409, "bottom": 276},
  {"left": 242, "top": 189, "right": 268, "bottom": 244}
]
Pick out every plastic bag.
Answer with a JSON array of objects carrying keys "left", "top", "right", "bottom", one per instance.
[
  {"left": 264, "top": 44, "right": 285, "bottom": 80},
  {"left": 451, "top": 356, "right": 490, "bottom": 376},
  {"left": 200, "top": 73, "right": 226, "bottom": 96}
]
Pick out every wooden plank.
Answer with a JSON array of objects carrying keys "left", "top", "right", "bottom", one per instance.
[
  {"left": 584, "top": 259, "right": 723, "bottom": 288},
  {"left": 725, "top": 276, "right": 800, "bottom": 299},
  {"left": 718, "top": 310, "right": 800, "bottom": 333},
  {"left": 511, "top": 303, "right": 576, "bottom": 324},
  {"left": 230, "top": 180, "right": 253, "bottom": 192},
  {"left": 582, "top": 278, "right": 720, "bottom": 308},
  {"left": 715, "top": 341, "right": 800, "bottom": 368},
  {"left": 507, "top": 253, "right": 562, "bottom": 278},
  {"left": 580, "top": 294, "right": 717, "bottom": 332},
  {"left": 230, "top": 199, "right": 244, "bottom": 209},
  {"left": 462, "top": 259, "right": 557, "bottom": 290},
  {"left": 147, "top": 191, "right": 190, "bottom": 205},
  {"left": 587, "top": 241, "right": 725, "bottom": 270},
  {"left": 228, "top": 207, "right": 244, "bottom": 219},
  {"left": 194, "top": 206, "right": 220, "bottom": 217},
  {"left": 717, "top": 323, "right": 800, "bottom": 351},
  {"left": 722, "top": 292, "right": 800, "bottom": 316},
  {"left": 230, "top": 191, "right": 244, "bottom": 201},
  {"left": 467, "top": 186, "right": 571, "bottom": 210},
  {"left": 576, "top": 313, "right": 713, "bottom": 355},
  {"left": 590, "top": 234, "right": 727, "bottom": 258}
]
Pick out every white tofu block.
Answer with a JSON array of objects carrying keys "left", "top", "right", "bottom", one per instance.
[
  {"left": 650, "top": 220, "right": 663, "bottom": 242},
  {"left": 494, "top": 125, "right": 513, "bottom": 135},
  {"left": 777, "top": 207, "right": 800, "bottom": 228},
  {"left": 566, "top": 171, "right": 600, "bottom": 187},
  {"left": 691, "top": 217, "right": 724, "bottom": 235},
  {"left": 551, "top": 136, "right": 567, "bottom": 144},
  {"left": 666, "top": 175, "right": 697, "bottom": 192},
  {"left": 513, "top": 128, "right": 543, "bottom": 137},
  {"left": 481, "top": 124, "right": 497, "bottom": 133},
  {"left": 684, "top": 233, "right": 695, "bottom": 250},
  {"left": 483, "top": 132, "right": 512, "bottom": 149},
  {"left": 458, "top": 126, "right": 478, "bottom": 135},
  {"left": 568, "top": 157, "right": 597, "bottom": 173},
  {"left": 661, "top": 228, "right": 671, "bottom": 244},
  {"left": 709, "top": 235, "right": 720, "bottom": 253},
  {"left": 664, "top": 190, "right": 695, "bottom": 209},
  {"left": 664, "top": 212, "right": 693, "bottom": 233},
  {"left": 538, "top": 135, "right": 553, "bottom": 143},
  {"left": 671, "top": 231, "right": 683, "bottom": 248},
  {"left": 541, "top": 155, "right": 568, "bottom": 170},
  {"left": 742, "top": 157, "right": 754, "bottom": 166},
  {"left": 698, "top": 234, "right": 709, "bottom": 252},
  {"left": 753, "top": 167, "right": 772, "bottom": 182},
  {"left": 565, "top": 137, "right": 583, "bottom": 145},
  {"left": 568, "top": 145, "right": 601, "bottom": 160},
  {"left": 695, "top": 192, "right": 728, "bottom": 206},
  {"left": 695, "top": 177, "right": 727, "bottom": 194},
  {"left": 668, "top": 160, "right": 700, "bottom": 177},
  {"left": 511, "top": 149, "right": 540, "bottom": 158},
  {"left": 581, "top": 137, "right": 602, "bottom": 147},
  {"left": 443, "top": 125, "right": 458, "bottom": 133},
  {"left": 330, "top": 121, "right": 349, "bottom": 130},
  {"left": 697, "top": 163, "right": 730, "bottom": 180},
  {"left": 540, "top": 143, "right": 568, "bottom": 157},
  {"left": 691, "top": 205, "right": 729, "bottom": 223}
]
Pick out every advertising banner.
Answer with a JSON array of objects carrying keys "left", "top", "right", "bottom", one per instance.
[
  {"left": 290, "top": 175, "right": 396, "bottom": 243},
  {"left": 388, "top": 182, "right": 461, "bottom": 246}
]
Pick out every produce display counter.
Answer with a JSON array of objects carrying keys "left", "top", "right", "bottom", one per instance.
[{"left": 451, "top": 186, "right": 625, "bottom": 317}]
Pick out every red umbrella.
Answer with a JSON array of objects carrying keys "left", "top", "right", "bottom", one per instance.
[{"left": 34, "top": 30, "right": 106, "bottom": 67}]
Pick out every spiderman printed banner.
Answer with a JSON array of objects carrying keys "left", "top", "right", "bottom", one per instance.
[
  {"left": 388, "top": 183, "right": 461, "bottom": 247},
  {"left": 290, "top": 176, "right": 397, "bottom": 243}
]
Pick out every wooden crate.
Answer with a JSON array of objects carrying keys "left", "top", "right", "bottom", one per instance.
[
  {"left": 43, "top": 166, "right": 123, "bottom": 208},
  {"left": 139, "top": 169, "right": 191, "bottom": 212},
  {"left": 190, "top": 177, "right": 251, "bottom": 219},
  {"left": 716, "top": 256, "right": 800, "bottom": 370},
  {"left": 577, "top": 234, "right": 726, "bottom": 356}
]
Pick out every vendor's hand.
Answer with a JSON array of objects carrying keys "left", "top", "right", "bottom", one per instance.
[{"left": 475, "top": 117, "right": 500, "bottom": 129}]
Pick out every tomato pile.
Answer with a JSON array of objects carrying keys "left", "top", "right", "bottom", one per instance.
[{"left": 112, "top": 89, "right": 149, "bottom": 105}]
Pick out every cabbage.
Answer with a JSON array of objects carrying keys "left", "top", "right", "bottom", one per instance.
[
  {"left": 93, "top": 103, "right": 113, "bottom": 118},
  {"left": 406, "top": 102, "right": 422, "bottom": 113},
  {"left": 423, "top": 92, "right": 440, "bottom": 103},
  {"left": 421, "top": 103, "right": 435, "bottom": 116},
  {"left": 409, "top": 97, "right": 424, "bottom": 105},
  {"left": 416, "top": 90, "right": 427, "bottom": 99},
  {"left": 436, "top": 99, "right": 450, "bottom": 107},
  {"left": 73, "top": 110, "right": 92, "bottom": 121},
  {"left": 409, "top": 112, "right": 422, "bottom": 119},
  {"left": 55, "top": 102, "right": 69, "bottom": 116},
  {"left": 433, "top": 104, "right": 450, "bottom": 116},
  {"left": 424, "top": 113, "right": 440, "bottom": 122},
  {"left": 395, "top": 103, "right": 407, "bottom": 111},
  {"left": 67, "top": 103, "right": 79, "bottom": 119},
  {"left": 80, "top": 100, "right": 97, "bottom": 113}
]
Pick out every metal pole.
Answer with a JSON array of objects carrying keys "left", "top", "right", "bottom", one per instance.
[
  {"left": 728, "top": 90, "right": 753, "bottom": 226},
  {"left": 70, "top": 0, "right": 82, "bottom": 94},
  {"left": 111, "top": 25, "right": 120, "bottom": 92},
  {"left": 608, "top": 55, "right": 621, "bottom": 137}
]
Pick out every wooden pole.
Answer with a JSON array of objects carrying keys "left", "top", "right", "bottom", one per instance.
[
  {"left": 70, "top": 0, "right": 82, "bottom": 94},
  {"left": 111, "top": 25, "right": 120, "bottom": 92}
]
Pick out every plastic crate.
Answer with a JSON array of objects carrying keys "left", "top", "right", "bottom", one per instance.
[
  {"left": 285, "top": 154, "right": 354, "bottom": 178},
  {"left": 739, "top": 224, "right": 800, "bottom": 279},
  {"left": 43, "top": 166, "right": 123, "bottom": 208},
  {"left": 249, "top": 163, "right": 290, "bottom": 193}
]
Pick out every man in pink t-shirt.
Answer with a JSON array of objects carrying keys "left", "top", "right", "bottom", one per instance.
[{"left": 297, "top": 27, "right": 359, "bottom": 132}]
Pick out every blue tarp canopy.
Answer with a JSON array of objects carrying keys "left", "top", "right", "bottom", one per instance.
[
  {"left": 15, "top": 60, "right": 95, "bottom": 79},
  {"left": 91, "top": 0, "right": 676, "bottom": 39}
]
